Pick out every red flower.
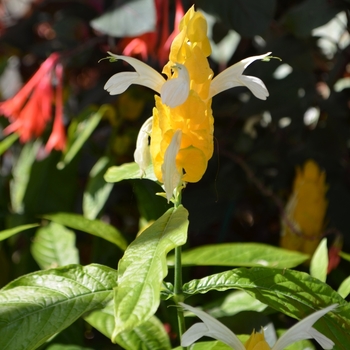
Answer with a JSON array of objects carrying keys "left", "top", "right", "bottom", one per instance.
[{"left": 0, "top": 53, "right": 66, "bottom": 151}]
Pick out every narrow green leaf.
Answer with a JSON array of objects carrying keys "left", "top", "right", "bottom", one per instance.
[
  {"left": 0, "top": 264, "right": 117, "bottom": 350},
  {"left": 104, "top": 162, "right": 158, "bottom": 183},
  {"left": 83, "top": 156, "right": 113, "bottom": 220},
  {"left": 58, "top": 105, "right": 114, "bottom": 169},
  {"left": 31, "top": 222, "right": 79, "bottom": 269},
  {"left": 112, "top": 205, "right": 188, "bottom": 339},
  {"left": 10, "top": 141, "right": 41, "bottom": 213},
  {"left": 43, "top": 212, "right": 127, "bottom": 250},
  {"left": 338, "top": 276, "right": 350, "bottom": 299},
  {"left": 0, "top": 223, "right": 39, "bottom": 241},
  {"left": 339, "top": 251, "right": 350, "bottom": 262},
  {"left": 0, "top": 133, "right": 18, "bottom": 156},
  {"left": 169, "top": 243, "right": 309, "bottom": 268},
  {"left": 85, "top": 302, "right": 171, "bottom": 350},
  {"left": 183, "top": 267, "right": 350, "bottom": 349},
  {"left": 310, "top": 238, "right": 328, "bottom": 282}
]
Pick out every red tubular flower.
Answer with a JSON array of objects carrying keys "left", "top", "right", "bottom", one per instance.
[{"left": 0, "top": 53, "right": 66, "bottom": 152}]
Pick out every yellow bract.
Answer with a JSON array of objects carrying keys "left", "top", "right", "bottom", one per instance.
[
  {"left": 150, "top": 6, "right": 214, "bottom": 184},
  {"left": 244, "top": 330, "right": 271, "bottom": 350},
  {"left": 280, "top": 159, "right": 328, "bottom": 256}
]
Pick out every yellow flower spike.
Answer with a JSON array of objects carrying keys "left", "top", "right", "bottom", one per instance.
[
  {"left": 245, "top": 330, "right": 271, "bottom": 350},
  {"left": 105, "top": 5, "right": 270, "bottom": 202},
  {"left": 280, "top": 159, "right": 328, "bottom": 256}
]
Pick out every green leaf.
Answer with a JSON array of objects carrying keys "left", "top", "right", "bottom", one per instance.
[
  {"left": 173, "top": 341, "right": 231, "bottom": 350},
  {"left": 281, "top": 0, "right": 344, "bottom": 37},
  {"left": 31, "top": 222, "right": 79, "bottom": 269},
  {"left": 58, "top": 105, "right": 114, "bottom": 169},
  {"left": 183, "top": 267, "right": 350, "bottom": 349},
  {"left": 339, "top": 251, "right": 350, "bottom": 262},
  {"left": 338, "top": 276, "right": 350, "bottom": 299},
  {"left": 112, "top": 205, "right": 188, "bottom": 339},
  {"left": 310, "top": 238, "right": 328, "bottom": 282},
  {"left": 0, "top": 264, "right": 117, "bottom": 350},
  {"left": 85, "top": 302, "right": 171, "bottom": 350},
  {"left": 205, "top": 290, "right": 267, "bottom": 318},
  {"left": 104, "top": 162, "right": 158, "bottom": 183},
  {"left": 10, "top": 141, "right": 41, "bottom": 214},
  {"left": 169, "top": 243, "right": 308, "bottom": 268},
  {"left": 196, "top": 0, "right": 276, "bottom": 37},
  {"left": 90, "top": 0, "right": 156, "bottom": 37},
  {"left": 0, "top": 223, "right": 39, "bottom": 241},
  {"left": 43, "top": 212, "right": 127, "bottom": 251},
  {"left": 46, "top": 345, "right": 94, "bottom": 350},
  {"left": 83, "top": 156, "right": 113, "bottom": 220},
  {"left": 0, "top": 133, "right": 18, "bottom": 156}
]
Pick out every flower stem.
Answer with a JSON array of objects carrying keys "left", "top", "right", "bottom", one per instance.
[{"left": 174, "top": 245, "right": 187, "bottom": 348}]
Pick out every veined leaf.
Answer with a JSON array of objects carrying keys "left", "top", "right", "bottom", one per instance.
[
  {"left": 83, "top": 156, "right": 113, "bottom": 220},
  {"left": 169, "top": 243, "right": 309, "bottom": 268},
  {"left": 31, "top": 222, "right": 79, "bottom": 269},
  {"left": 85, "top": 302, "right": 171, "bottom": 350},
  {"left": 183, "top": 267, "right": 350, "bottom": 349},
  {"left": 112, "top": 205, "right": 188, "bottom": 339},
  {"left": 43, "top": 212, "right": 127, "bottom": 250},
  {"left": 310, "top": 238, "right": 328, "bottom": 282},
  {"left": 0, "top": 264, "right": 117, "bottom": 350},
  {"left": 104, "top": 162, "right": 158, "bottom": 183},
  {"left": 0, "top": 223, "right": 39, "bottom": 241}
]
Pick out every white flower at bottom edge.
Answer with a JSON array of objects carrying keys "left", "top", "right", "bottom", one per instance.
[{"left": 180, "top": 302, "right": 337, "bottom": 350}]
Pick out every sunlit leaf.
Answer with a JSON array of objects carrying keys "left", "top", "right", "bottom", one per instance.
[
  {"left": 31, "top": 222, "right": 79, "bottom": 269},
  {"left": 310, "top": 238, "right": 328, "bottom": 282},
  {"left": 10, "top": 141, "right": 41, "bottom": 214},
  {"left": 183, "top": 267, "right": 350, "bottom": 349},
  {"left": 339, "top": 251, "right": 350, "bottom": 262},
  {"left": 104, "top": 162, "right": 158, "bottom": 183},
  {"left": 0, "top": 223, "right": 38, "bottom": 241},
  {"left": 43, "top": 212, "right": 127, "bottom": 251},
  {"left": 83, "top": 156, "right": 113, "bottom": 220},
  {"left": 46, "top": 345, "right": 94, "bottom": 350},
  {"left": 338, "top": 276, "right": 350, "bottom": 299},
  {"left": 0, "top": 264, "right": 117, "bottom": 350},
  {"left": 112, "top": 205, "right": 188, "bottom": 339},
  {"left": 90, "top": 0, "right": 156, "bottom": 37},
  {"left": 169, "top": 243, "right": 308, "bottom": 268},
  {"left": 85, "top": 301, "right": 171, "bottom": 350}
]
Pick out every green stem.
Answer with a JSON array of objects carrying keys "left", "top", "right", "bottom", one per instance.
[{"left": 174, "top": 245, "right": 187, "bottom": 348}]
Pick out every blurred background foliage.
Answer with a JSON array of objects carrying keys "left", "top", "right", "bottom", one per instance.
[{"left": 1, "top": 0, "right": 350, "bottom": 348}]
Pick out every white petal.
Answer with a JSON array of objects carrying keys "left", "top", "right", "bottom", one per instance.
[
  {"left": 134, "top": 117, "right": 153, "bottom": 176},
  {"left": 160, "top": 63, "right": 190, "bottom": 108},
  {"left": 239, "top": 75, "right": 269, "bottom": 100},
  {"left": 272, "top": 304, "right": 337, "bottom": 350},
  {"left": 308, "top": 327, "right": 335, "bottom": 349},
  {"left": 209, "top": 52, "right": 271, "bottom": 99},
  {"left": 161, "top": 130, "right": 183, "bottom": 202},
  {"left": 180, "top": 303, "right": 245, "bottom": 350},
  {"left": 104, "top": 52, "right": 166, "bottom": 95}
]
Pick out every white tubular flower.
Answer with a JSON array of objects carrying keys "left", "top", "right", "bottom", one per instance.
[
  {"left": 160, "top": 64, "right": 190, "bottom": 108},
  {"left": 134, "top": 117, "right": 153, "bottom": 176},
  {"left": 104, "top": 52, "right": 166, "bottom": 95},
  {"left": 180, "top": 302, "right": 337, "bottom": 350},
  {"left": 209, "top": 52, "right": 271, "bottom": 100},
  {"left": 161, "top": 130, "right": 183, "bottom": 202}
]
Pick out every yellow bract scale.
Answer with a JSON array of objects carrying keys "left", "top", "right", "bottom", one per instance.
[
  {"left": 280, "top": 159, "right": 328, "bottom": 256},
  {"left": 150, "top": 5, "right": 214, "bottom": 184},
  {"left": 244, "top": 330, "right": 271, "bottom": 350}
]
